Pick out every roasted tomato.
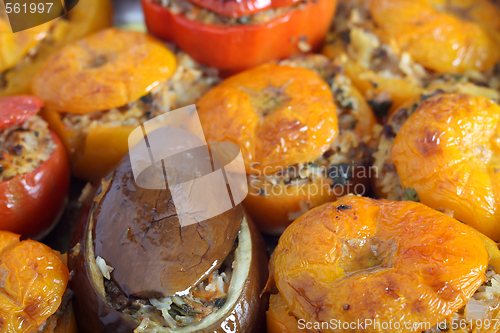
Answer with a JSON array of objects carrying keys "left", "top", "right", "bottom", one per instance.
[
  {"left": 268, "top": 196, "right": 500, "bottom": 333},
  {"left": 373, "top": 91, "right": 500, "bottom": 241},
  {"left": 32, "top": 28, "right": 177, "bottom": 182},
  {"left": 69, "top": 155, "right": 269, "bottom": 332},
  {"left": 0, "top": 231, "right": 76, "bottom": 332},
  {"left": 0, "top": 96, "right": 70, "bottom": 240},
  {"left": 142, "top": 0, "right": 337, "bottom": 74},
  {"left": 322, "top": 0, "right": 500, "bottom": 116},
  {"left": 0, "top": 0, "right": 113, "bottom": 97},
  {"left": 197, "top": 58, "right": 377, "bottom": 234}
]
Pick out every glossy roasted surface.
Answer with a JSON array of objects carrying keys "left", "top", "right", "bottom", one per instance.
[
  {"left": 392, "top": 93, "right": 500, "bottom": 241},
  {"left": 271, "top": 196, "right": 489, "bottom": 332},
  {"left": 91, "top": 156, "right": 242, "bottom": 298},
  {"left": 0, "top": 231, "right": 69, "bottom": 332},
  {"left": 197, "top": 63, "right": 338, "bottom": 174},
  {"left": 32, "top": 28, "right": 176, "bottom": 113},
  {"left": 370, "top": 0, "right": 500, "bottom": 73}
]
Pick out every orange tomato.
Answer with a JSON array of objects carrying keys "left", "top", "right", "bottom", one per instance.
[
  {"left": 391, "top": 93, "right": 500, "bottom": 241},
  {"left": 269, "top": 196, "right": 491, "bottom": 333},
  {"left": 0, "top": 231, "right": 69, "bottom": 332}
]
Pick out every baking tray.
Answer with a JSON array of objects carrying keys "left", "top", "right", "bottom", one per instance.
[{"left": 42, "top": 0, "right": 281, "bottom": 254}]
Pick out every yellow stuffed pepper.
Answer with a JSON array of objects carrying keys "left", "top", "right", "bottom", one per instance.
[
  {"left": 32, "top": 28, "right": 219, "bottom": 181},
  {"left": 266, "top": 196, "right": 500, "bottom": 333},
  {"left": 197, "top": 55, "right": 377, "bottom": 235},
  {"left": 373, "top": 88, "right": 500, "bottom": 241},
  {"left": 0, "top": 0, "right": 113, "bottom": 97},
  {"left": 323, "top": 0, "right": 500, "bottom": 117}
]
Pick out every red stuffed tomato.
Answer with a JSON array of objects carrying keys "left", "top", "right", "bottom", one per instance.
[
  {"left": 0, "top": 96, "right": 70, "bottom": 240},
  {"left": 142, "top": 0, "right": 337, "bottom": 73}
]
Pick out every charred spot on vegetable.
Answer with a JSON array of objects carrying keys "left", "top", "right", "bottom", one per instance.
[
  {"left": 403, "top": 188, "right": 420, "bottom": 202},
  {"left": 258, "top": 188, "right": 265, "bottom": 197},
  {"left": 337, "top": 205, "right": 351, "bottom": 210},
  {"left": 368, "top": 99, "right": 392, "bottom": 118},
  {"left": 86, "top": 54, "right": 109, "bottom": 69},
  {"left": 243, "top": 82, "right": 292, "bottom": 116},
  {"left": 343, "top": 303, "right": 350, "bottom": 310}
]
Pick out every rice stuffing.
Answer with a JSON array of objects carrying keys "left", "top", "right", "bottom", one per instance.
[{"left": 0, "top": 115, "right": 56, "bottom": 181}]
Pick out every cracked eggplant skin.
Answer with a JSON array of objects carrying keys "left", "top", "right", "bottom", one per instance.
[{"left": 68, "top": 155, "right": 269, "bottom": 333}]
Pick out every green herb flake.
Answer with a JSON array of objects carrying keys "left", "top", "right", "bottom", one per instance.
[{"left": 404, "top": 188, "right": 420, "bottom": 202}]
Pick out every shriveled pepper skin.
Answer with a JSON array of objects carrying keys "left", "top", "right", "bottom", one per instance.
[{"left": 0, "top": 231, "right": 69, "bottom": 332}]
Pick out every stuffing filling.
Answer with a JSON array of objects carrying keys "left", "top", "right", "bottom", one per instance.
[
  {"left": 424, "top": 267, "right": 500, "bottom": 333},
  {"left": 325, "top": 0, "right": 500, "bottom": 92},
  {"left": 150, "top": 0, "right": 309, "bottom": 26},
  {"left": 99, "top": 242, "right": 236, "bottom": 329},
  {"left": 61, "top": 51, "right": 219, "bottom": 141},
  {"left": 0, "top": 17, "right": 66, "bottom": 90},
  {"left": 0, "top": 115, "right": 56, "bottom": 181},
  {"left": 248, "top": 55, "right": 375, "bottom": 220}
]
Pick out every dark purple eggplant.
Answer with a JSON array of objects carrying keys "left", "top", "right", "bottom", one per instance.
[{"left": 68, "top": 155, "right": 269, "bottom": 333}]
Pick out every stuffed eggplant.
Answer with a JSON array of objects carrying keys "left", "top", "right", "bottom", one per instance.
[{"left": 68, "top": 155, "right": 269, "bottom": 333}]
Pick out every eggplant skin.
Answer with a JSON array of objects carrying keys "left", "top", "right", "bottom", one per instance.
[{"left": 68, "top": 182, "right": 269, "bottom": 333}]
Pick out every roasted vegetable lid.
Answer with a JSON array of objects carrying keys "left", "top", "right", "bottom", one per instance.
[
  {"left": 0, "top": 95, "right": 43, "bottom": 130},
  {"left": 90, "top": 155, "right": 243, "bottom": 298}
]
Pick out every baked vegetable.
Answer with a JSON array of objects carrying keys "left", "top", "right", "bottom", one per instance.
[
  {"left": 142, "top": 0, "right": 337, "bottom": 74},
  {"left": 32, "top": 28, "right": 180, "bottom": 181},
  {"left": 197, "top": 57, "right": 376, "bottom": 234},
  {"left": 323, "top": 0, "right": 500, "bottom": 116},
  {"left": 373, "top": 90, "right": 500, "bottom": 241},
  {"left": 267, "top": 196, "right": 500, "bottom": 333},
  {"left": 69, "top": 155, "right": 269, "bottom": 332},
  {"left": 0, "top": 95, "right": 70, "bottom": 239},
  {"left": 0, "top": 0, "right": 113, "bottom": 97},
  {"left": 0, "top": 231, "right": 76, "bottom": 332}
]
